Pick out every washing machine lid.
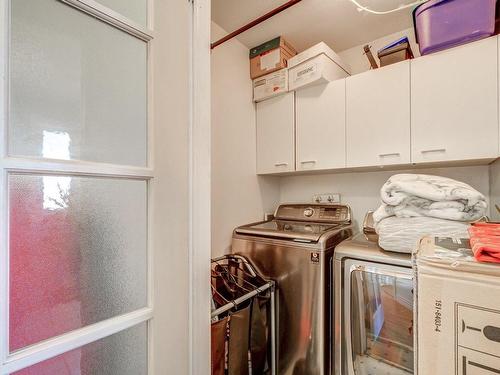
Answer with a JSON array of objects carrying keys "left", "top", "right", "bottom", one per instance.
[
  {"left": 235, "top": 220, "right": 341, "bottom": 242},
  {"left": 235, "top": 204, "right": 351, "bottom": 242}
]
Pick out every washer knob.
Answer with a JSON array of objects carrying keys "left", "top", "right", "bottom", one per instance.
[{"left": 304, "top": 208, "right": 315, "bottom": 217}]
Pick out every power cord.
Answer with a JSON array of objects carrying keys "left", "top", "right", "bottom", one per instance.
[{"left": 348, "top": 0, "right": 427, "bottom": 15}]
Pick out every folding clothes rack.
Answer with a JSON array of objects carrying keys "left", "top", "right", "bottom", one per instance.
[{"left": 211, "top": 255, "right": 277, "bottom": 375}]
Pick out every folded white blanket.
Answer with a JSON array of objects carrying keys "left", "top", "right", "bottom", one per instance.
[
  {"left": 376, "top": 216, "right": 470, "bottom": 253},
  {"left": 373, "top": 174, "right": 487, "bottom": 224}
]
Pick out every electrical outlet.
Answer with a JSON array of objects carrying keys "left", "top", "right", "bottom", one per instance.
[{"left": 313, "top": 193, "right": 341, "bottom": 204}]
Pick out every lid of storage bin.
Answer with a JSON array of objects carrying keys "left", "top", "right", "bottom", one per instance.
[
  {"left": 377, "top": 42, "right": 411, "bottom": 58},
  {"left": 414, "top": 0, "right": 451, "bottom": 18},
  {"left": 378, "top": 36, "right": 410, "bottom": 54},
  {"left": 288, "top": 42, "right": 351, "bottom": 75},
  {"left": 249, "top": 37, "right": 281, "bottom": 59},
  {"left": 249, "top": 36, "right": 296, "bottom": 59},
  {"left": 412, "top": 0, "right": 451, "bottom": 44}
]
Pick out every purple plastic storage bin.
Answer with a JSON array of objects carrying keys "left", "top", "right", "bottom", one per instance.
[{"left": 414, "top": 0, "right": 496, "bottom": 55}]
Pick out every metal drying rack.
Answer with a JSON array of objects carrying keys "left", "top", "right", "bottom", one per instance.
[{"left": 211, "top": 254, "right": 277, "bottom": 375}]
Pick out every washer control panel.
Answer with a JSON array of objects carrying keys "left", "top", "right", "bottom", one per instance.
[{"left": 275, "top": 204, "right": 351, "bottom": 223}]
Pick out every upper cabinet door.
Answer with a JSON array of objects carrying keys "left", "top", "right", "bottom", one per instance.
[
  {"left": 411, "top": 37, "right": 498, "bottom": 163},
  {"left": 256, "top": 92, "right": 295, "bottom": 174},
  {"left": 296, "top": 80, "right": 346, "bottom": 171},
  {"left": 346, "top": 61, "right": 411, "bottom": 167}
]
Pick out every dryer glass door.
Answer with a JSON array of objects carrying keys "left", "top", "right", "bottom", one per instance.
[{"left": 344, "top": 260, "right": 414, "bottom": 375}]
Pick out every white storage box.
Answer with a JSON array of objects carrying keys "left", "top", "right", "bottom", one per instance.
[
  {"left": 288, "top": 42, "right": 350, "bottom": 90},
  {"left": 253, "top": 69, "right": 288, "bottom": 102},
  {"left": 415, "top": 237, "right": 500, "bottom": 375}
]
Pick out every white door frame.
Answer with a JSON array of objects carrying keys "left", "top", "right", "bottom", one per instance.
[{"left": 189, "top": 0, "right": 211, "bottom": 374}]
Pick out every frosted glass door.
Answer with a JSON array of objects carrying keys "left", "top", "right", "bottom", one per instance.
[
  {"left": 8, "top": 174, "right": 148, "bottom": 352},
  {"left": 2, "top": 0, "right": 152, "bottom": 373},
  {"left": 11, "top": 323, "right": 147, "bottom": 375},
  {"left": 10, "top": 0, "right": 148, "bottom": 166}
]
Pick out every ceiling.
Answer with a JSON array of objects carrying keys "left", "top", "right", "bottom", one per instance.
[{"left": 211, "top": 0, "right": 416, "bottom": 52}]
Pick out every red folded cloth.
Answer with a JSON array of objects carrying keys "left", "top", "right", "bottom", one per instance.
[{"left": 468, "top": 223, "right": 500, "bottom": 263}]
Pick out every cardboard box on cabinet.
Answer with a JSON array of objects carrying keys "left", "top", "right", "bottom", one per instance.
[
  {"left": 288, "top": 42, "right": 350, "bottom": 90},
  {"left": 253, "top": 69, "right": 288, "bottom": 102},
  {"left": 249, "top": 36, "right": 296, "bottom": 79}
]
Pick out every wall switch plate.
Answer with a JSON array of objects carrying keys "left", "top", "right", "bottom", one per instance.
[{"left": 313, "top": 193, "right": 341, "bottom": 204}]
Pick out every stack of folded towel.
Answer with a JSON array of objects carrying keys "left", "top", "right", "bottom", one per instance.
[
  {"left": 373, "top": 174, "right": 488, "bottom": 253},
  {"left": 469, "top": 222, "right": 500, "bottom": 263}
]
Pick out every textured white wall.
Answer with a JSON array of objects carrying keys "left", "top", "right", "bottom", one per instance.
[
  {"left": 211, "top": 22, "right": 281, "bottom": 257},
  {"left": 339, "top": 27, "right": 420, "bottom": 75},
  {"left": 279, "top": 166, "right": 491, "bottom": 230}
]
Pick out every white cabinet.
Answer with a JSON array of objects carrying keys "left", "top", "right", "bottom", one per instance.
[
  {"left": 255, "top": 36, "right": 500, "bottom": 176},
  {"left": 296, "top": 80, "right": 346, "bottom": 171},
  {"left": 411, "top": 37, "right": 498, "bottom": 163},
  {"left": 256, "top": 92, "right": 295, "bottom": 174},
  {"left": 346, "top": 61, "right": 410, "bottom": 167}
]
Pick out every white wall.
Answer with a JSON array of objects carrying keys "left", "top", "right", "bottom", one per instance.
[
  {"left": 211, "top": 22, "right": 280, "bottom": 257},
  {"left": 339, "top": 27, "right": 420, "bottom": 75},
  {"left": 280, "top": 166, "right": 491, "bottom": 229},
  {"left": 152, "top": 1, "right": 191, "bottom": 373}
]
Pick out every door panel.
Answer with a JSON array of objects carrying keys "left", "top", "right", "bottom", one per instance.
[
  {"left": 411, "top": 37, "right": 498, "bottom": 163},
  {"left": 256, "top": 92, "right": 295, "bottom": 174},
  {"left": 296, "top": 80, "right": 346, "bottom": 171},
  {"left": 11, "top": 323, "right": 148, "bottom": 375},
  {"left": 345, "top": 260, "right": 414, "bottom": 375},
  {"left": 346, "top": 62, "right": 410, "bottom": 167},
  {"left": 2, "top": 1, "right": 152, "bottom": 372},
  {"left": 9, "top": 174, "right": 148, "bottom": 352},
  {"left": 10, "top": 0, "right": 148, "bottom": 166}
]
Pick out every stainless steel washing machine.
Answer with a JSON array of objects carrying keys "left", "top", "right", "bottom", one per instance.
[{"left": 231, "top": 203, "right": 353, "bottom": 375}]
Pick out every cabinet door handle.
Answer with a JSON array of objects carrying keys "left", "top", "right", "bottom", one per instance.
[
  {"left": 379, "top": 153, "right": 401, "bottom": 157},
  {"left": 300, "top": 160, "right": 317, "bottom": 164},
  {"left": 274, "top": 162, "right": 288, "bottom": 167},
  {"left": 421, "top": 148, "right": 446, "bottom": 154}
]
